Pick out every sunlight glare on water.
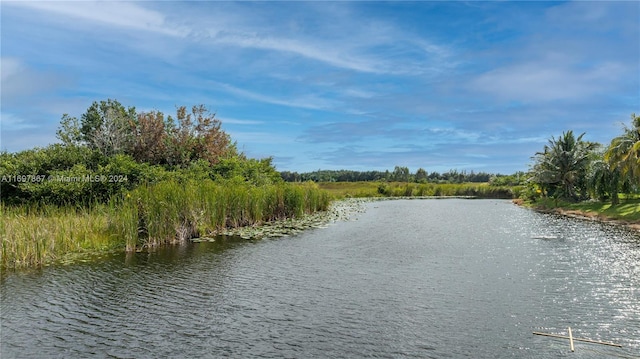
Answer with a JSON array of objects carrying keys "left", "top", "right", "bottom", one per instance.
[{"left": 1, "top": 199, "right": 639, "bottom": 358}]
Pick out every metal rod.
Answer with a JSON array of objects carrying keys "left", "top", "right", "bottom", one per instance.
[{"left": 533, "top": 331, "right": 622, "bottom": 348}]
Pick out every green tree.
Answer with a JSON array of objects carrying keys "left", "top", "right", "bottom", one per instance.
[
  {"left": 530, "top": 131, "right": 597, "bottom": 201},
  {"left": 78, "top": 99, "right": 137, "bottom": 156},
  {"left": 391, "top": 166, "right": 410, "bottom": 182},
  {"left": 415, "top": 168, "right": 428, "bottom": 182},
  {"left": 212, "top": 156, "right": 282, "bottom": 186},
  {"left": 605, "top": 113, "right": 640, "bottom": 189},
  {"left": 56, "top": 114, "right": 83, "bottom": 147},
  {"left": 588, "top": 158, "right": 622, "bottom": 204}
]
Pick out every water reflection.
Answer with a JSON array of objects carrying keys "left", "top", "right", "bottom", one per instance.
[{"left": 1, "top": 200, "right": 638, "bottom": 358}]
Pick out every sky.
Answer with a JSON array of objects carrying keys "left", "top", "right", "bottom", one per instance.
[{"left": 1, "top": 1, "right": 638, "bottom": 174}]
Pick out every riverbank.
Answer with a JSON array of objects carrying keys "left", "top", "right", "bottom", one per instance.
[
  {"left": 516, "top": 197, "right": 640, "bottom": 232},
  {"left": 318, "top": 181, "right": 522, "bottom": 199},
  {"left": 210, "top": 197, "right": 368, "bottom": 240},
  {"left": 1, "top": 181, "right": 331, "bottom": 269},
  {"left": 5, "top": 197, "right": 638, "bottom": 358}
]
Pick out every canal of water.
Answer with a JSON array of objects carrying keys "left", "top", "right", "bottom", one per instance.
[{"left": 2, "top": 199, "right": 639, "bottom": 358}]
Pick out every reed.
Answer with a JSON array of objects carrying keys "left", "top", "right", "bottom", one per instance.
[
  {"left": 2, "top": 180, "right": 330, "bottom": 268},
  {"left": 108, "top": 180, "right": 330, "bottom": 251},
  {"left": 318, "top": 181, "right": 523, "bottom": 199},
  {"left": 1, "top": 204, "right": 120, "bottom": 269}
]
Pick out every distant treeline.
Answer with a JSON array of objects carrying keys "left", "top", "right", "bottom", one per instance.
[{"left": 281, "top": 166, "right": 527, "bottom": 186}]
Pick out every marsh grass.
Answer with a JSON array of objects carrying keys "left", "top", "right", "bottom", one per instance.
[
  {"left": 2, "top": 180, "right": 330, "bottom": 269},
  {"left": 109, "top": 180, "right": 330, "bottom": 251},
  {"left": 1, "top": 204, "right": 120, "bottom": 269},
  {"left": 318, "top": 181, "right": 522, "bottom": 199}
]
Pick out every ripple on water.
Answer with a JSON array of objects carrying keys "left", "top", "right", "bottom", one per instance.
[{"left": 1, "top": 199, "right": 639, "bottom": 358}]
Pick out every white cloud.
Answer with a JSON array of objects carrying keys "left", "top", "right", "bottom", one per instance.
[
  {"left": 5, "top": 1, "right": 188, "bottom": 37},
  {"left": 218, "top": 117, "right": 264, "bottom": 125},
  {"left": 217, "top": 82, "right": 338, "bottom": 111},
  {"left": 8, "top": 1, "right": 455, "bottom": 76},
  {"left": 0, "top": 57, "right": 22, "bottom": 82},
  {"left": 470, "top": 61, "right": 626, "bottom": 103},
  {"left": 1, "top": 57, "right": 68, "bottom": 101},
  {"left": 208, "top": 31, "right": 384, "bottom": 74},
  {"left": 230, "top": 131, "right": 294, "bottom": 145},
  {"left": 0, "top": 113, "right": 40, "bottom": 131}
]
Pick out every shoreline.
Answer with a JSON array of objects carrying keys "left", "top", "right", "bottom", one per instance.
[
  {"left": 514, "top": 199, "right": 640, "bottom": 233},
  {"left": 205, "top": 198, "right": 369, "bottom": 240}
]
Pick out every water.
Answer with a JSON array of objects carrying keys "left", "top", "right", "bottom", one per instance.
[{"left": 2, "top": 199, "right": 639, "bottom": 358}]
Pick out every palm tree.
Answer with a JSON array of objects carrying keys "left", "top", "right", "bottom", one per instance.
[
  {"left": 588, "top": 158, "right": 622, "bottom": 205},
  {"left": 531, "top": 131, "right": 596, "bottom": 201},
  {"left": 605, "top": 114, "right": 640, "bottom": 190}
]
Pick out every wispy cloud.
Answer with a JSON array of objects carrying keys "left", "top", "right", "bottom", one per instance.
[
  {"left": 6, "top": 1, "right": 187, "bottom": 37},
  {"left": 470, "top": 61, "right": 627, "bottom": 103},
  {"left": 217, "top": 82, "right": 339, "bottom": 111},
  {"left": 0, "top": 113, "right": 40, "bottom": 131},
  {"left": 1, "top": 57, "right": 69, "bottom": 102},
  {"left": 230, "top": 131, "right": 294, "bottom": 145},
  {"left": 211, "top": 33, "right": 383, "bottom": 74},
  {"left": 1, "top": 1, "right": 636, "bottom": 173},
  {"left": 218, "top": 117, "right": 264, "bottom": 126},
  {"left": 191, "top": 3, "right": 456, "bottom": 76}
]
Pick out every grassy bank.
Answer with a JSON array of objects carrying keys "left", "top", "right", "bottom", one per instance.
[
  {"left": 1, "top": 204, "right": 121, "bottom": 269},
  {"left": 318, "top": 181, "right": 523, "bottom": 199},
  {"left": 524, "top": 197, "right": 640, "bottom": 228},
  {"left": 1, "top": 180, "right": 330, "bottom": 269}
]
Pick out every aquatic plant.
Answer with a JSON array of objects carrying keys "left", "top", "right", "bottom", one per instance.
[
  {"left": 319, "top": 181, "right": 522, "bottom": 199},
  {"left": 1, "top": 181, "right": 330, "bottom": 268},
  {"left": 1, "top": 204, "right": 119, "bottom": 268},
  {"left": 108, "top": 180, "right": 330, "bottom": 251}
]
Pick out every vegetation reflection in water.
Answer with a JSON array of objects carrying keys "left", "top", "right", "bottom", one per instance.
[
  {"left": 1, "top": 181, "right": 330, "bottom": 269},
  {"left": 1, "top": 199, "right": 638, "bottom": 359}
]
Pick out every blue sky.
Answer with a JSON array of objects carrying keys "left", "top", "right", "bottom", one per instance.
[{"left": 1, "top": 1, "right": 638, "bottom": 174}]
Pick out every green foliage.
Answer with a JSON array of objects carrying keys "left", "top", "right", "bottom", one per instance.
[
  {"left": 3, "top": 99, "right": 289, "bottom": 207},
  {"left": 528, "top": 113, "right": 639, "bottom": 206},
  {"left": 212, "top": 156, "right": 282, "bottom": 186},
  {"left": 530, "top": 131, "right": 597, "bottom": 201},
  {"left": 1, "top": 145, "right": 283, "bottom": 206},
  {"left": 320, "top": 181, "right": 521, "bottom": 199},
  {"left": 587, "top": 158, "right": 622, "bottom": 204},
  {"left": 0, "top": 145, "right": 172, "bottom": 205},
  {"left": 108, "top": 180, "right": 330, "bottom": 250},
  {"left": 80, "top": 99, "right": 137, "bottom": 156},
  {"left": 283, "top": 168, "right": 496, "bottom": 183},
  {"left": 605, "top": 113, "right": 640, "bottom": 188},
  {"left": 1, "top": 145, "right": 103, "bottom": 205},
  {"left": 489, "top": 172, "right": 527, "bottom": 186},
  {"left": 56, "top": 114, "right": 82, "bottom": 147},
  {"left": 1, "top": 204, "right": 119, "bottom": 269},
  {"left": 55, "top": 100, "right": 237, "bottom": 170},
  {"left": 2, "top": 180, "right": 330, "bottom": 268},
  {"left": 415, "top": 168, "right": 428, "bottom": 182},
  {"left": 391, "top": 166, "right": 411, "bottom": 182}
]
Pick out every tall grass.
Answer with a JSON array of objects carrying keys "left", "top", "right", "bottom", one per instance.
[
  {"left": 1, "top": 204, "right": 120, "bottom": 269},
  {"left": 108, "top": 179, "right": 330, "bottom": 251},
  {"left": 2, "top": 180, "right": 330, "bottom": 269},
  {"left": 318, "top": 181, "right": 523, "bottom": 199}
]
